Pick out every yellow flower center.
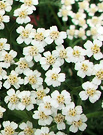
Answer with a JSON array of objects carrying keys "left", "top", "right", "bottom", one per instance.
[
  {"left": 50, "top": 31, "right": 59, "bottom": 40},
  {"left": 9, "top": 94, "right": 19, "bottom": 104},
  {"left": 54, "top": 113, "right": 64, "bottom": 124},
  {"left": 64, "top": 0, "right": 71, "bottom": 6},
  {"left": 69, "top": 29, "right": 75, "bottom": 36},
  {"left": 81, "top": 63, "right": 88, "bottom": 71},
  {"left": 96, "top": 69, "right": 103, "bottom": 80},
  {"left": 36, "top": 90, "right": 46, "bottom": 100},
  {"left": 28, "top": 75, "right": 37, "bottom": 85},
  {"left": 87, "top": 88, "right": 96, "bottom": 96},
  {"left": 19, "top": 61, "right": 29, "bottom": 69},
  {"left": 73, "top": 120, "right": 82, "bottom": 127},
  {"left": 91, "top": 44, "right": 100, "bottom": 54},
  {"left": 75, "top": 13, "right": 81, "bottom": 20},
  {"left": 21, "top": 96, "right": 31, "bottom": 106},
  {"left": 57, "top": 94, "right": 65, "bottom": 104},
  {"left": 61, "top": 9, "right": 68, "bottom": 16},
  {"left": 44, "top": 102, "right": 51, "bottom": 109},
  {"left": 51, "top": 73, "right": 58, "bottom": 80},
  {"left": 21, "top": 30, "right": 30, "bottom": 38},
  {"left": 72, "top": 50, "right": 80, "bottom": 57},
  {"left": 8, "top": 75, "right": 18, "bottom": 85},
  {"left": 4, "top": 54, "right": 13, "bottom": 63},
  {"left": 4, "top": 126, "right": 14, "bottom": 135},
  {"left": 24, "top": 127, "right": 34, "bottom": 135},
  {"left": 46, "top": 55, "right": 56, "bottom": 65},
  {"left": 59, "top": 49, "right": 67, "bottom": 59},
  {"left": 35, "top": 32, "right": 44, "bottom": 41},
  {"left": 68, "top": 108, "right": 76, "bottom": 116},
  {"left": 39, "top": 111, "right": 48, "bottom": 120},
  {"left": 24, "top": 0, "right": 32, "bottom": 6},
  {"left": 0, "top": 1, "right": 6, "bottom": 10},
  {"left": 29, "top": 46, "right": 38, "bottom": 56},
  {"left": 19, "top": 10, "right": 27, "bottom": 18}
]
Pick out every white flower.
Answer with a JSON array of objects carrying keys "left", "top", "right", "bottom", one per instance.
[
  {"left": 67, "top": 46, "right": 86, "bottom": 63},
  {"left": 0, "top": 1, "right": 12, "bottom": 13},
  {"left": 45, "top": 26, "right": 67, "bottom": 45},
  {"left": 16, "top": 24, "right": 34, "bottom": 45},
  {"left": 24, "top": 69, "right": 43, "bottom": 89},
  {"left": 18, "top": 91, "right": 36, "bottom": 111},
  {"left": 31, "top": 28, "right": 48, "bottom": 47},
  {"left": 45, "top": 67, "right": 65, "bottom": 87},
  {"left": 66, "top": 25, "right": 76, "bottom": 40},
  {"left": 0, "top": 38, "right": 10, "bottom": 51},
  {"left": 87, "top": 16, "right": 102, "bottom": 27},
  {"left": 19, "top": 0, "right": 38, "bottom": 11},
  {"left": 14, "top": 5, "right": 33, "bottom": 24},
  {"left": 35, "top": 86, "right": 50, "bottom": 105},
  {"left": 35, "top": 127, "right": 55, "bottom": 135},
  {"left": 78, "top": 1, "right": 89, "bottom": 11},
  {"left": 23, "top": 44, "right": 44, "bottom": 62},
  {"left": 53, "top": 112, "right": 65, "bottom": 130},
  {"left": 1, "top": 121, "right": 18, "bottom": 135},
  {"left": 62, "top": 102, "right": 83, "bottom": 123},
  {"left": 97, "top": 3, "right": 103, "bottom": 12},
  {"left": 75, "top": 28, "right": 86, "bottom": 40},
  {"left": 19, "top": 121, "right": 35, "bottom": 135},
  {"left": 92, "top": 62, "right": 103, "bottom": 85},
  {"left": 57, "top": 5, "right": 71, "bottom": 22},
  {"left": 40, "top": 51, "right": 61, "bottom": 70},
  {"left": 75, "top": 60, "right": 94, "bottom": 78},
  {"left": 3, "top": 70, "right": 23, "bottom": 89},
  {"left": 0, "top": 106, "right": 6, "bottom": 118},
  {"left": 87, "top": 4, "right": 98, "bottom": 16},
  {"left": 4, "top": 88, "right": 20, "bottom": 110},
  {"left": 51, "top": 90, "right": 71, "bottom": 110},
  {"left": 68, "top": 114, "right": 87, "bottom": 133},
  {"left": 53, "top": 45, "right": 72, "bottom": 66},
  {"left": 0, "top": 50, "right": 17, "bottom": 68},
  {"left": 84, "top": 39, "right": 103, "bottom": 60},
  {"left": 15, "top": 57, "right": 34, "bottom": 74},
  {"left": 0, "top": 12, "right": 10, "bottom": 29},
  {"left": 39, "top": 96, "right": 54, "bottom": 115},
  {"left": 79, "top": 81, "right": 101, "bottom": 103},
  {"left": 33, "top": 106, "right": 53, "bottom": 126},
  {"left": 86, "top": 26, "right": 99, "bottom": 39},
  {"left": 72, "top": 11, "right": 86, "bottom": 25}
]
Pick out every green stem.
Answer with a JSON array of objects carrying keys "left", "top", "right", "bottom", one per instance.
[{"left": 48, "top": 4, "right": 62, "bottom": 30}]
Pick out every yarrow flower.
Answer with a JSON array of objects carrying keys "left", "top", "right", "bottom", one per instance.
[
  {"left": 45, "top": 67, "right": 65, "bottom": 87},
  {"left": 35, "top": 127, "right": 55, "bottom": 135},
  {"left": 18, "top": 90, "right": 36, "bottom": 111},
  {"left": 79, "top": 81, "right": 101, "bottom": 103},
  {"left": 19, "top": 121, "right": 35, "bottom": 135},
  {"left": 4, "top": 88, "right": 20, "bottom": 110},
  {"left": 45, "top": 26, "right": 67, "bottom": 45},
  {"left": 16, "top": 24, "right": 34, "bottom": 45},
  {"left": 84, "top": 39, "right": 103, "bottom": 60},
  {"left": 3, "top": 70, "right": 23, "bottom": 89},
  {"left": 1, "top": 121, "right": 18, "bottom": 135}
]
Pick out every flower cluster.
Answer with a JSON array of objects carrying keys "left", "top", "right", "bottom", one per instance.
[
  {"left": 58, "top": 0, "right": 103, "bottom": 40},
  {"left": 0, "top": 0, "right": 103, "bottom": 134}
]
